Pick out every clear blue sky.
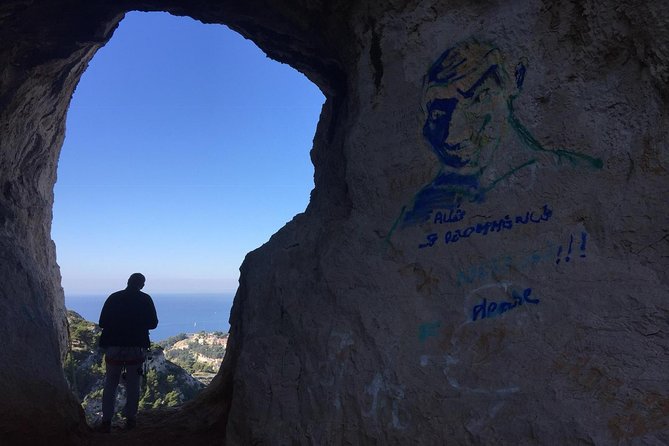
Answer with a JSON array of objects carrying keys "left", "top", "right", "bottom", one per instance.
[{"left": 52, "top": 11, "right": 324, "bottom": 295}]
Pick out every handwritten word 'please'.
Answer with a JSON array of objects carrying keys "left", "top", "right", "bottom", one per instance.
[
  {"left": 419, "top": 204, "right": 553, "bottom": 249},
  {"left": 471, "top": 288, "right": 539, "bottom": 322}
]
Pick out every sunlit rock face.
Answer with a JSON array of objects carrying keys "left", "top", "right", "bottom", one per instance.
[{"left": 1, "top": 0, "right": 668, "bottom": 444}]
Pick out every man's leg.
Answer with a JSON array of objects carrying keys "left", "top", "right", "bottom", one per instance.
[
  {"left": 101, "top": 362, "right": 122, "bottom": 423},
  {"left": 123, "top": 363, "right": 142, "bottom": 427}
]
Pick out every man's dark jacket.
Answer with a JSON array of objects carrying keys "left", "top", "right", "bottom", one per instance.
[{"left": 99, "top": 288, "right": 158, "bottom": 348}]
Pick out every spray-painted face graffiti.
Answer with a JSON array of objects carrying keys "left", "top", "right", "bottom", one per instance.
[
  {"left": 394, "top": 39, "right": 602, "bottom": 230},
  {"left": 423, "top": 63, "right": 507, "bottom": 174}
]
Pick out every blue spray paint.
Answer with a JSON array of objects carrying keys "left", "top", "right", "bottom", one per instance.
[
  {"left": 433, "top": 205, "right": 466, "bottom": 224},
  {"left": 391, "top": 38, "right": 604, "bottom": 235},
  {"left": 418, "top": 321, "right": 442, "bottom": 343},
  {"left": 455, "top": 242, "right": 556, "bottom": 287},
  {"left": 418, "top": 233, "right": 438, "bottom": 249},
  {"left": 471, "top": 287, "right": 538, "bottom": 322},
  {"left": 418, "top": 204, "right": 552, "bottom": 249},
  {"left": 556, "top": 232, "right": 588, "bottom": 264}
]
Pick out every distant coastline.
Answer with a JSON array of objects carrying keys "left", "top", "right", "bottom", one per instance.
[{"left": 65, "top": 293, "right": 234, "bottom": 342}]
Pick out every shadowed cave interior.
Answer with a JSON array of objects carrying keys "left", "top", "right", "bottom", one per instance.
[
  {"left": 3, "top": 1, "right": 668, "bottom": 445},
  {"left": 0, "top": 1, "right": 346, "bottom": 443}
]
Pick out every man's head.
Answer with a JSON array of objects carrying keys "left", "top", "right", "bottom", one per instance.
[
  {"left": 127, "top": 273, "right": 146, "bottom": 290},
  {"left": 422, "top": 39, "right": 526, "bottom": 173}
]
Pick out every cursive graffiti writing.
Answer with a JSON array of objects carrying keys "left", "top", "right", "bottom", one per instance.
[
  {"left": 471, "top": 287, "right": 539, "bottom": 322},
  {"left": 419, "top": 204, "right": 553, "bottom": 249},
  {"left": 433, "top": 206, "right": 466, "bottom": 224}
]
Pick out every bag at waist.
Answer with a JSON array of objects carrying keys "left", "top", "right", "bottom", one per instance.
[{"left": 104, "top": 346, "right": 146, "bottom": 365}]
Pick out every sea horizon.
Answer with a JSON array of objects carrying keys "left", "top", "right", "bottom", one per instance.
[{"left": 65, "top": 292, "right": 235, "bottom": 343}]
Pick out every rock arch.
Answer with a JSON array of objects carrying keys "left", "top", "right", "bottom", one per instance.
[{"left": 1, "top": 1, "right": 668, "bottom": 444}]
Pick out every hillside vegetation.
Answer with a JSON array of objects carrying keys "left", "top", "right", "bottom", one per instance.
[
  {"left": 157, "top": 331, "right": 228, "bottom": 384},
  {"left": 64, "top": 310, "right": 227, "bottom": 422}
]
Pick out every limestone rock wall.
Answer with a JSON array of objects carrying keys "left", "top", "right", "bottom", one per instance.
[
  {"left": 223, "top": 2, "right": 669, "bottom": 444},
  {"left": 0, "top": 2, "right": 124, "bottom": 443},
  {"left": 0, "top": 0, "right": 667, "bottom": 444}
]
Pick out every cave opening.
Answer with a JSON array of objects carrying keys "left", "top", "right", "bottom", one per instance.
[
  {"left": 1, "top": 1, "right": 346, "bottom": 441},
  {"left": 53, "top": 9, "right": 324, "bottom": 425}
]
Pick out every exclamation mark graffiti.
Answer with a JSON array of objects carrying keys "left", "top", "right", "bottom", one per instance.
[
  {"left": 565, "top": 234, "right": 573, "bottom": 262},
  {"left": 557, "top": 232, "right": 588, "bottom": 264},
  {"left": 580, "top": 232, "right": 587, "bottom": 258},
  {"left": 555, "top": 232, "right": 588, "bottom": 265}
]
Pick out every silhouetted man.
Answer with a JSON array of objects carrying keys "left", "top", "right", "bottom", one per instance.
[{"left": 97, "top": 273, "right": 158, "bottom": 432}]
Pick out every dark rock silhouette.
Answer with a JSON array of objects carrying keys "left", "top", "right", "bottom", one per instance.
[{"left": 0, "top": 1, "right": 668, "bottom": 445}]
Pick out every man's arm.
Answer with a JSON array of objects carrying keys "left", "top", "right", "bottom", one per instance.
[
  {"left": 145, "top": 297, "right": 158, "bottom": 330},
  {"left": 98, "top": 297, "right": 111, "bottom": 328}
]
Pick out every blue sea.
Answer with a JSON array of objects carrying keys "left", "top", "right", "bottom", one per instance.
[{"left": 65, "top": 293, "right": 235, "bottom": 343}]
